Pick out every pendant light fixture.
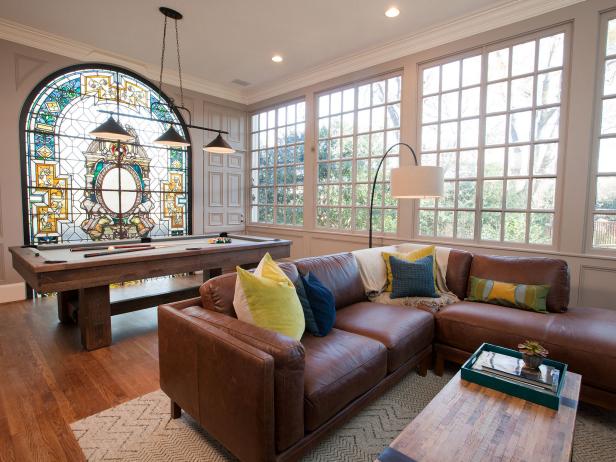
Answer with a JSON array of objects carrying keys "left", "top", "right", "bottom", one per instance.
[
  {"left": 89, "top": 68, "right": 135, "bottom": 142},
  {"left": 204, "top": 133, "right": 235, "bottom": 153},
  {"left": 90, "top": 116, "right": 133, "bottom": 142},
  {"left": 92, "top": 6, "right": 235, "bottom": 153},
  {"left": 153, "top": 7, "right": 191, "bottom": 148}
]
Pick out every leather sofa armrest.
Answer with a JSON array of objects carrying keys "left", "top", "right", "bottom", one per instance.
[
  {"left": 158, "top": 305, "right": 276, "bottom": 462},
  {"left": 162, "top": 296, "right": 203, "bottom": 311},
  {"left": 181, "top": 306, "right": 306, "bottom": 452}
]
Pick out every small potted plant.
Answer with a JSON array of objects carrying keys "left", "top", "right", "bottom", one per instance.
[{"left": 518, "top": 340, "right": 549, "bottom": 370}]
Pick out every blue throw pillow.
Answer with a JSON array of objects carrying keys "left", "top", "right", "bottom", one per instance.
[
  {"left": 300, "top": 272, "right": 336, "bottom": 336},
  {"left": 389, "top": 255, "right": 439, "bottom": 299},
  {"left": 293, "top": 276, "right": 319, "bottom": 334}
]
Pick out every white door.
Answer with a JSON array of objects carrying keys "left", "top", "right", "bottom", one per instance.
[{"left": 203, "top": 103, "right": 246, "bottom": 233}]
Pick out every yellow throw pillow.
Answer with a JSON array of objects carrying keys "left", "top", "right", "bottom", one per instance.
[
  {"left": 382, "top": 245, "right": 436, "bottom": 292},
  {"left": 233, "top": 253, "right": 305, "bottom": 340}
]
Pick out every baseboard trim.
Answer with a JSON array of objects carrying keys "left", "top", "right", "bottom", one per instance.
[{"left": 0, "top": 282, "right": 26, "bottom": 304}]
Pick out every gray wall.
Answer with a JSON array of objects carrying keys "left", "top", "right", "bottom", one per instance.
[{"left": 0, "top": 39, "right": 247, "bottom": 295}]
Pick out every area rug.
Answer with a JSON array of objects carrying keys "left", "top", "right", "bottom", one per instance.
[{"left": 71, "top": 370, "right": 616, "bottom": 461}]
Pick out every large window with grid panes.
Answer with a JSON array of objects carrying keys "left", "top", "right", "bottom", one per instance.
[
  {"left": 590, "top": 13, "right": 616, "bottom": 251},
  {"left": 316, "top": 74, "right": 402, "bottom": 233},
  {"left": 249, "top": 101, "right": 306, "bottom": 226},
  {"left": 417, "top": 26, "right": 568, "bottom": 246}
]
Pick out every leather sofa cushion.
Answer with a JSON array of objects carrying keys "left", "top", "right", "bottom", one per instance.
[
  {"left": 182, "top": 305, "right": 305, "bottom": 452},
  {"left": 335, "top": 302, "right": 434, "bottom": 372},
  {"left": 468, "top": 255, "right": 569, "bottom": 312},
  {"left": 446, "top": 249, "right": 473, "bottom": 300},
  {"left": 436, "top": 302, "right": 616, "bottom": 393},
  {"left": 295, "top": 253, "right": 367, "bottom": 309},
  {"left": 302, "top": 328, "right": 387, "bottom": 431},
  {"left": 200, "top": 262, "right": 299, "bottom": 317}
]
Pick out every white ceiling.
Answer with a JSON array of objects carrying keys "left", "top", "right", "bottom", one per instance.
[{"left": 0, "top": 0, "right": 582, "bottom": 104}]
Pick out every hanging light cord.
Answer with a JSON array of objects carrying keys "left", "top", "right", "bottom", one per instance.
[
  {"left": 174, "top": 18, "right": 185, "bottom": 109},
  {"left": 158, "top": 14, "right": 168, "bottom": 97}
]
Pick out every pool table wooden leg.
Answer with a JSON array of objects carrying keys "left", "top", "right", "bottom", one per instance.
[
  {"left": 57, "top": 290, "right": 79, "bottom": 324},
  {"left": 79, "top": 285, "right": 111, "bottom": 351},
  {"left": 202, "top": 268, "right": 222, "bottom": 282}
]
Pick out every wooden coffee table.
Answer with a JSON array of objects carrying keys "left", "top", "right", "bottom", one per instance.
[{"left": 377, "top": 371, "right": 581, "bottom": 462}]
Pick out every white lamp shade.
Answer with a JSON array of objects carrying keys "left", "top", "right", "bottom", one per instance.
[{"left": 391, "top": 166, "right": 444, "bottom": 198}]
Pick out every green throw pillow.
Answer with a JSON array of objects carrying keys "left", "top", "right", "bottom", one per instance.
[{"left": 467, "top": 276, "right": 550, "bottom": 313}]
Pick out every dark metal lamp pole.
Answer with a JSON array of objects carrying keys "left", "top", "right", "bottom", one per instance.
[{"left": 368, "top": 142, "right": 419, "bottom": 249}]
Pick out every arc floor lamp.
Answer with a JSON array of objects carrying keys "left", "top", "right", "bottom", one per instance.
[{"left": 368, "top": 142, "right": 444, "bottom": 248}]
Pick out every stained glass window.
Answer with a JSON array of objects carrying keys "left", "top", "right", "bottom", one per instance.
[{"left": 21, "top": 65, "right": 191, "bottom": 244}]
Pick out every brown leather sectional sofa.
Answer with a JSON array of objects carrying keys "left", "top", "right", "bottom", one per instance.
[{"left": 158, "top": 249, "right": 616, "bottom": 462}]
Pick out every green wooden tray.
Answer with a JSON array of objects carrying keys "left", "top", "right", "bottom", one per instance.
[{"left": 461, "top": 343, "right": 567, "bottom": 410}]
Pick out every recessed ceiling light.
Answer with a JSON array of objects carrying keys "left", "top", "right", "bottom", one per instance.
[
  {"left": 272, "top": 55, "right": 283, "bottom": 63},
  {"left": 385, "top": 7, "right": 400, "bottom": 18}
]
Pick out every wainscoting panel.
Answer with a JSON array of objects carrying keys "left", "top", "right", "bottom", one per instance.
[
  {"left": 578, "top": 266, "right": 616, "bottom": 309},
  {"left": 0, "top": 244, "right": 5, "bottom": 282}
]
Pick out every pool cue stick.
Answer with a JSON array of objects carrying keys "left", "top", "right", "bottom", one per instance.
[
  {"left": 83, "top": 246, "right": 155, "bottom": 258},
  {"left": 70, "top": 243, "right": 153, "bottom": 252}
]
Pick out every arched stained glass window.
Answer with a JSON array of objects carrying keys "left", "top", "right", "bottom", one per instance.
[{"left": 20, "top": 64, "right": 191, "bottom": 245}]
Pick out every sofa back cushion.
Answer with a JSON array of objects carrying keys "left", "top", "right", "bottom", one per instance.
[
  {"left": 200, "top": 262, "right": 299, "bottom": 317},
  {"left": 446, "top": 249, "right": 473, "bottom": 300},
  {"left": 468, "top": 255, "right": 569, "bottom": 312},
  {"left": 295, "top": 253, "right": 367, "bottom": 309}
]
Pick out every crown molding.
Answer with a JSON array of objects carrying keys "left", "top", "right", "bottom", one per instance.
[
  {"left": 0, "top": 17, "right": 246, "bottom": 104},
  {"left": 244, "top": 0, "right": 586, "bottom": 104},
  {"left": 0, "top": 0, "right": 586, "bottom": 106}
]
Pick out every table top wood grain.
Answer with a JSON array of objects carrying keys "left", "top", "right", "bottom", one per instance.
[{"left": 379, "top": 371, "right": 581, "bottom": 462}]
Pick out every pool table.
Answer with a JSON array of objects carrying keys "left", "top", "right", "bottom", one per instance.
[{"left": 9, "top": 234, "right": 291, "bottom": 350}]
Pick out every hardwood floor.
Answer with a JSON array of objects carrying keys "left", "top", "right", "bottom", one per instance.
[{"left": 0, "top": 292, "right": 162, "bottom": 461}]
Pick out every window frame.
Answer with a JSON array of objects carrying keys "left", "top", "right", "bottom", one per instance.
[
  {"left": 248, "top": 98, "right": 306, "bottom": 228},
  {"left": 414, "top": 24, "right": 571, "bottom": 250},
  {"left": 314, "top": 71, "right": 403, "bottom": 235},
  {"left": 587, "top": 10, "right": 616, "bottom": 255}
]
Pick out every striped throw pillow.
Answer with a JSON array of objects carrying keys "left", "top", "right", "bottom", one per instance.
[{"left": 467, "top": 276, "right": 550, "bottom": 313}]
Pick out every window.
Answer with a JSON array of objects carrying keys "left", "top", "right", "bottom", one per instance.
[
  {"left": 418, "top": 28, "right": 567, "bottom": 246},
  {"left": 316, "top": 75, "right": 402, "bottom": 233},
  {"left": 249, "top": 101, "right": 306, "bottom": 226},
  {"left": 591, "top": 15, "right": 616, "bottom": 250},
  {"left": 21, "top": 65, "right": 191, "bottom": 245}
]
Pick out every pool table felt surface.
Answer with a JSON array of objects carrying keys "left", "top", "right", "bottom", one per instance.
[{"left": 11, "top": 234, "right": 290, "bottom": 273}]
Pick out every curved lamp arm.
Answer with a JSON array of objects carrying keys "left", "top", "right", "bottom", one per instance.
[{"left": 368, "top": 142, "right": 419, "bottom": 249}]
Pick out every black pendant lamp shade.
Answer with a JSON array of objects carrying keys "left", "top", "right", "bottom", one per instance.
[
  {"left": 203, "top": 133, "right": 235, "bottom": 153},
  {"left": 90, "top": 116, "right": 134, "bottom": 142},
  {"left": 153, "top": 125, "right": 191, "bottom": 148}
]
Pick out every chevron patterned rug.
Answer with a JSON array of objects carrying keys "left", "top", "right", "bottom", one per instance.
[{"left": 71, "top": 369, "right": 616, "bottom": 461}]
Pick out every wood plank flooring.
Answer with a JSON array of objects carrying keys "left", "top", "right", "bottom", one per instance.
[{"left": 0, "top": 291, "right": 162, "bottom": 461}]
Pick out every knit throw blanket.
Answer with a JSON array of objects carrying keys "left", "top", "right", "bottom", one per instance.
[{"left": 352, "top": 244, "right": 459, "bottom": 313}]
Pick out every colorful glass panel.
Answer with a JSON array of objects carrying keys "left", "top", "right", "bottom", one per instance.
[{"left": 22, "top": 66, "right": 191, "bottom": 244}]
